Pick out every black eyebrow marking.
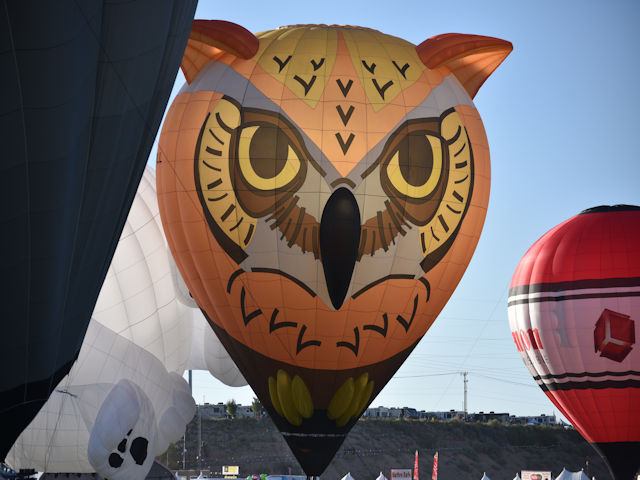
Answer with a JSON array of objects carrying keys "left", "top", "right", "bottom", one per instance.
[
  {"left": 273, "top": 55, "right": 292, "bottom": 72},
  {"left": 362, "top": 60, "right": 376, "bottom": 74},
  {"left": 372, "top": 79, "right": 393, "bottom": 100},
  {"left": 311, "top": 58, "right": 325, "bottom": 71},
  {"left": 392, "top": 61, "right": 410, "bottom": 78},
  {"left": 293, "top": 75, "right": 317, "bottom": 96}
]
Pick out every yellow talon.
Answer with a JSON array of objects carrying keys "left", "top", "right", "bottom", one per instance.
[
  {"left": 276, "top": 369, "right": 302, "bottom": 426},
  {"left": 292, "top": 375, "right": 314, "bottom": 418},
  {"left": 336, "top": 373, "right": 368, "bottom": 427},
  {"left": 327, "top": 377, "right": 355, "bottom": 420}
]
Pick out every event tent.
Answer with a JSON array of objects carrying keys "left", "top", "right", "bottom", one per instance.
[{"left": 554, "top": 469, "right": 590, "bottom": 480}]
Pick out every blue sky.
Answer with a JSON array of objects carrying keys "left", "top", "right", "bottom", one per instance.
[{"left": 155, "top": 0, "right": 640, "bottom": 418}]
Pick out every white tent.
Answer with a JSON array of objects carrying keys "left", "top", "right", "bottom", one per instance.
[
  {"left": 481, "top": 474, "right": 491, "bottom": 480},
  {"left": 513, "top": 475, "right": 521, "bottom": 480},
  {"left": 342, "top": 473, "right": 356, "bottom": 480},
  {"left": 554, "top": 469, "right": 590, "bottom": 480},
  {"left": 376, "top": 473, "right": 388, "bottom": 480}
]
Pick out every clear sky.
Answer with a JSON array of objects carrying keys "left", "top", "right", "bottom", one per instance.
[{"left": 151, "top": 0, "right": 640, "bottom": 419}]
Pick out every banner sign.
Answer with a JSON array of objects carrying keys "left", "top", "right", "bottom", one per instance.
[
  {"left": 391, "top": 469, "right": 412, "bottom": 480},
  {"left": 521, "top": 472, "right": 551, "bottom": 480}
]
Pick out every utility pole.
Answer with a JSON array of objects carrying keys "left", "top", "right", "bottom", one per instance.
[
  {"left": 461, "top": 372, "right": 468, "bottom": 420},
  {"left": 198, "top": 403, "right": 202, "bottom": 472},
  {"left": 183, "top": 370, "right": 193, "bottom": 471}
]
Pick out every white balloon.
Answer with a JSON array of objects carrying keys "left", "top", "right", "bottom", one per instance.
[
  {"left": 88, "top": 379, "right": 157, "bottom": 480},
  {"left": 7, "top": 166, "right": 245, "bottom": 477},
  {"left": 6, "top": 321, "right": 195, "bottom": 477},
  {"left": 93, "top": 168, "right": 192, "bottom": 374}
]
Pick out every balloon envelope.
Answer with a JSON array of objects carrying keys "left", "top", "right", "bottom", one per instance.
[
  {"left": 6, "top": 321, "right": 195, "bottom": 478},
  {"left": 508, "top": 205, "right": 640, "bottom": 480},
  {"left": 158, "top": 21, "right": 511, "bottom": 475},
  {"left": 0, "top": 0, "right": 196, "bottom": 458}
]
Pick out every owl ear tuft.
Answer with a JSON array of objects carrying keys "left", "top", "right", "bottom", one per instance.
[
  {"left": 181, "top": 20, "right": 259, "bottom": 84},
  {"left": 416, "top": 33, "right": 512, "bottom": 99}
]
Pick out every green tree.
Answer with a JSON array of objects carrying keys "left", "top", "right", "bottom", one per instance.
[
  {"left": 226, "top": 399, "right": 238, "bottom": 418},
  {"left": 251, "top": 396, "right": 262, "bottom": 419}
]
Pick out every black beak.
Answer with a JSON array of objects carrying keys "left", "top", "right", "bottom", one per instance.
[{"left": 319, "top": 188, "right": 361, "bottom": 309}]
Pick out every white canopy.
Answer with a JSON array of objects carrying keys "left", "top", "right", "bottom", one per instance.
[
  {"left": 376, "top": 472, "right": 388, "bottom": 480},
  {"left": 481, "top": 474, "right": 491, "bottom": 480},
  {"left": 342, "top": 473, "right": 356, "bottom": 480},
  {"left": 554, "top": 469, "right": 590, "bottom": 480},
  {"left": 513, "top": 474, "right": 521, "bottom": 480}
]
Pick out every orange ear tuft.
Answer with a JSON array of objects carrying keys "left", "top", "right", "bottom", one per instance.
[
  {"left": 416, "top": 33, "right": 512, "bottom": 99},
  {"left": 181, "top": 20, "right": 259, "bottom": 84}
]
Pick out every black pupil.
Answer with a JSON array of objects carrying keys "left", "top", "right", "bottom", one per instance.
[
  {"left": 397, "top": 132, "right": 434, "bottom": 187},
  {"left": 249, "top": 125, "right": 290, "bottom": 179}
]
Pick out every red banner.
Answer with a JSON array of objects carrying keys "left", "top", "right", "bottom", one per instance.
[
  {"left": 431, "top": 452, "right": 438, "bottom": 480},
  {"left": 413, "top": 451, "right": 419, "bottom": 480}
]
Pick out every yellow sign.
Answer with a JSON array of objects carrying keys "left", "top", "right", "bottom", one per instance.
[{"left": 223, "top": 466, "right": 240, "bottom": 475}]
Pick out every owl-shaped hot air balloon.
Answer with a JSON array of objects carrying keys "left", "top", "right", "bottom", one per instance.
[{"left": 157, "top": 20, "right": 511, "bottom": 475}]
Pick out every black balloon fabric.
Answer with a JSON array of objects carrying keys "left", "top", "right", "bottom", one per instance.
[{"left": 0, "top": 0, "right": 196, "bottom": 459}]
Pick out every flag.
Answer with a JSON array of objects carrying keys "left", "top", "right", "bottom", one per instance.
[
  {"left": 431, "top": 452, "right": 438, "bottom": 480},
  {"left": 413, "top": 450, "right": 419, "bottom": 480}
]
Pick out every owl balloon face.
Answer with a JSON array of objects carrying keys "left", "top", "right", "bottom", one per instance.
[{"left": 158, "top": 21, "right": 510, "bottom": 475}]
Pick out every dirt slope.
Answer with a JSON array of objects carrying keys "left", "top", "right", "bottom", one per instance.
[{"left": 163, "top": 417, "right": 611, "bottom": 480}]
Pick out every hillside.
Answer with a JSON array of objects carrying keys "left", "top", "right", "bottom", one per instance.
[{"left": 162, "top": 417, "right": 611, "bottom": 480}]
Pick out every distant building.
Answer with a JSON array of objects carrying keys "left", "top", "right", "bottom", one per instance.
[
  {"left": 198, "top": 402, "right": 259, "bottom": 419},
  {"left": 470, "top": 411, "right": 510, "bottom": 423},
  {"left": 401, "top": 407, "right": 419, "bottom": 419},
  {"left": 509, "top": 413, "right": 557, "bottom": 425},
  {"left": 364, "top": 406, "right": 390, "bottom": 418},
  {"left": 236, "top": 405, "right": 254, "bottom": 418},
  {"left": 200, "top": 402, "right": 228, "bottom": 419},
  {"left": 423, "top": 409, "right": 465, "bottom": 421}
]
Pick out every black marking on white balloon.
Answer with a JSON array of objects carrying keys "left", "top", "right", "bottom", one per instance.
[
  {"left": 108, "top": 429, "right": 148, "bottom": 469},
  {"left": 109, "top": 453, "right": 124, "bottom": 468},
  {"left": 130, "top": 437, "right": 149, "bottom": 465}
]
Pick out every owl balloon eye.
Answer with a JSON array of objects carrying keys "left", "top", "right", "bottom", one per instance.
[
  {"left": 385, "top": 133, "right": 443, "bottom": 199},
  {"left": 237, "top": 124, "right": 302, "bottom": 191},
  {"left": 231, "top": 111, "right": 310, "bottom": 218}
]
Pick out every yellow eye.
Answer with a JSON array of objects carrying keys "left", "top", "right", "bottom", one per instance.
[
  {"left": 385, "top": 133, "right": 443, "bottom": 199},
  {"left": 237, "top": 124, "right": 302, "bottom": 191}
]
